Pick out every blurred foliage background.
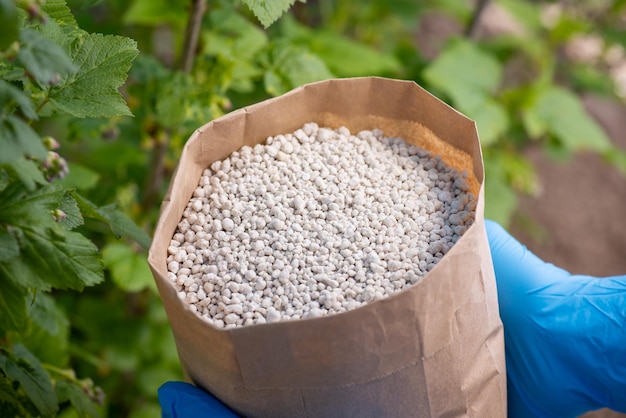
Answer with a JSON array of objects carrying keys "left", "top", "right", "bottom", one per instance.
[{"left": 1, "top": 0, "right": 625, "bottom": 416}]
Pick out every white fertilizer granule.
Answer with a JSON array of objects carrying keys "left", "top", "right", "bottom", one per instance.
[{"left": 167, "top": 123, "right": 477, "bottom": 328}]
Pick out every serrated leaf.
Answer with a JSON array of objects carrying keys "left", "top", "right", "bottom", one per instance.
[
  {"left": 0, "top": 182, "right": 103, "bottom": 290},
  {"left": 55, "top": 380, "right": 100, "bottom": 418},
  {"left": 0, "top": 247, "right": 52, "bottom": 291},
  {"left": 523, "top": 86, "right": 611, "bottom": 152},
  {"left": 423, "top": 41, "right": 508, "bottom": 144},
  {"left": 98, "top": 204, "right": 152, "bottom": 250},
  {"left": 308, "top": 31, "right": 401, "bottom": 77},
  {"left": 23, "top": 293, "right": 70, "bottom": 367},
  {"left": 0, "top": 225, "right": 19, "bottom": 262},
  {"left": 0, "top": 272, "right": 28, "bottom": 331},
  {"left": 0, "top": 116, "right": 47, "bottom": 164},
  {"left": 0, "top": 182, "right": 65, "bottom": 228},
  {"left": 16, "top": 29, "right": 77, "bottom": 85},
  {"left": 205, "top": 8, "right": 268, "bottom": 60},
  {"left": 0, "top": 345, "right": 58, "bottom": 417},
  {"left": 102, "top": 242, "right": 154, "bottom": 292},
  {"left": 242, "top": 0, "right": 296, "bottom": 28},
  {"left": 40, "top": 0, "right": 77, "bottom": 27},
  {"left": 36, "top": 15, "right": 76, "bottom": 52},
  {"left": 0, "top": 80, "right": 38, "bottom": 119},
  {"left": 58, "top": 193, "right": 84, "bottom": 230},
  {"left": 265, "top": 43, "right": 334, "bottom": 96},
  {"left": 0, "top": 0, "right": 19, "bottom": 50},
  {"left": 423, "top": 40, "right": 502, "bottom": 97},
  {"left": 27, "top": 293, "right": 60, "bottom": 335},
  {"left": 15, "top": 226, "right": 103, "bottom": 290},
  {"left": 73, "top": 193, "right": 151, "bottom": 250},
  {"left": 6, "top": 158, "right": 47, "bottom": 191},
  {"left": 49, "top": 33, "right": 138, "bottom": 118}
]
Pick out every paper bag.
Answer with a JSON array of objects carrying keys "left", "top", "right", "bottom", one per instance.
[{"left": 148, "top": 77, "right": 507, "bottom": 417}]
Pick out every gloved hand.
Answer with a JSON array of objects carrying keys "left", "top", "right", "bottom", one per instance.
[
  {"left": 159, "top": 381, "right": 239, "bottom": 418},
  {"left": 486, "top": 219, "right": 626, "bottom": 417},
  {"left": 158, "top": 221, "right": 626, "bottom": 418}
]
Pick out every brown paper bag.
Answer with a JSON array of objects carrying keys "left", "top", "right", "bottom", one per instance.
[{"left": 148, "top": 77, "right": 506, "bottom": 417}]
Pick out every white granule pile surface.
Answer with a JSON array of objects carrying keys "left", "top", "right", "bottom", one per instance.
[{"left": 167, "top": 123, "right": 476, "bottom": 328}]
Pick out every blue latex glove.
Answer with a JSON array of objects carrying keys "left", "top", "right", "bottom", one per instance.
[
  {"left": 159, "top": 381, "right": 239, "bottom": 418},
  {"left": 159, "top": 221, "right": 626, "bottom": 417},
  {"left": 486, "top": 220, "right": 626, "bottom": 417}
]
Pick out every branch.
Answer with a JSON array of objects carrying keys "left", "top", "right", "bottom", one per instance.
[
  {"left": 142, "top": 1, "right": 207, "bottom": 214},
  {"left": 465, "top": 0, "right": 490, "bottom": 39},
  {"left": 181, "top": 0, "right": 207, "bottom": 73}
]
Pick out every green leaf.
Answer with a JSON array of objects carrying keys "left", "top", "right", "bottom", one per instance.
[
  {"left": 28, "top": 293, "right": 61, "bottom": 335},
  {"left": 58, "top": 163, "right": 100, "bottom": 190},
  {"left": 55, "top": 380, "right": 100, "bottom": 418},
  {"left": 102, "top": 242, "right": 154, "bottom": 292},
  {"left": 242, "top": 0, "right": 297, "bottom": 28},
  {"left": 0, "top": 375, "right": 29, "bottom": 417},
  {"left": 0, "top": 116, "right": 47, "bottom": 164},
  {"left": 0, "top": 344, "right": 58, "bottom": 417},
  {"left": 0, "top": 182, "right": 65, "bottom": 228},
  {"left": 40, "top": 0, "right": 78, "bottom": 27},
  {"left": 0, "top": 272, "right": 28, "bottom": 331},
  {"left": 264, "top": 43, "right": 334, "bottom": 96},
  {"left": 15, "top": 226, "right": 103, "bottom": 290},
  {"left": 123, "top": 0, "right": 187, "bottom": 28},
  {"left": 484, "top": 163, "right": 518, "bottom": 227},
  {"left": 73, "top": 193, "right": 152, "bottom": 250},
  {"left": 308, "top": 31, "right": 401, "bottom": 77},
  {"left": 523, "top": 86, "right": 611, "bottom": 152},
  {"left": 16, "top": 29, "right": 77, "bottom": 85},
  {"left": 0, "top": 0, "right": 19, "bottom": 50},
  {"left": 0, "top": 183, "right": 103, "bottom": 291},
  {"left": 205, "top": 8, "right": 268, "bottom": 60},
  {"left": 469, "top": 97, "right": 509, "bottom": 146},
  {"left": 5, "top": 158, "right": 47, "bottom": 191},
  {"left": 497, "top": 0, "right": 542, "bottom": 31},
  {"left": 0, "top": 225, "right": 19, "bottom": 262},
  {"left": 98, "top": 204, "right": 152, "bottom": 250},
  {"left": 58, "top": 193, "right": 84, "bottom": 230},
  {"left": 0, "top": 169, "right": 8, "bottom": 192},
  {"left": 23, "top": 293, "right": 70, "bottom": 367},
  {"left": 422, "top": 40, "right": 508, "bottom": 144},
  {"left": 264, "top": 69, "right": 288, "bottom": 96},
  {"left": 603, "top": 148, "right": 626, "bottom": 176},
  {"left": 49, "top": 33, "right": 139, "bottom": 117},
  {"left": 0, "top": 80, "right": 38, "bottom": 120},
  {"left": 423, "top": 39, "right": 503, "bottom": 97}
]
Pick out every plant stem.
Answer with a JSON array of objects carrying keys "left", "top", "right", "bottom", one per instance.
[
  {"left": 465, "top": 0, "right": 490, "bottom": 39},
  {"left": 142, "top": 0, "right": 207, "bottom": 214},
  {"left": 181, "top": 0, "right": 207, "bottom": 74},
  {"left": 35, "top": 96, "right": 49, "bottom": 114}
]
